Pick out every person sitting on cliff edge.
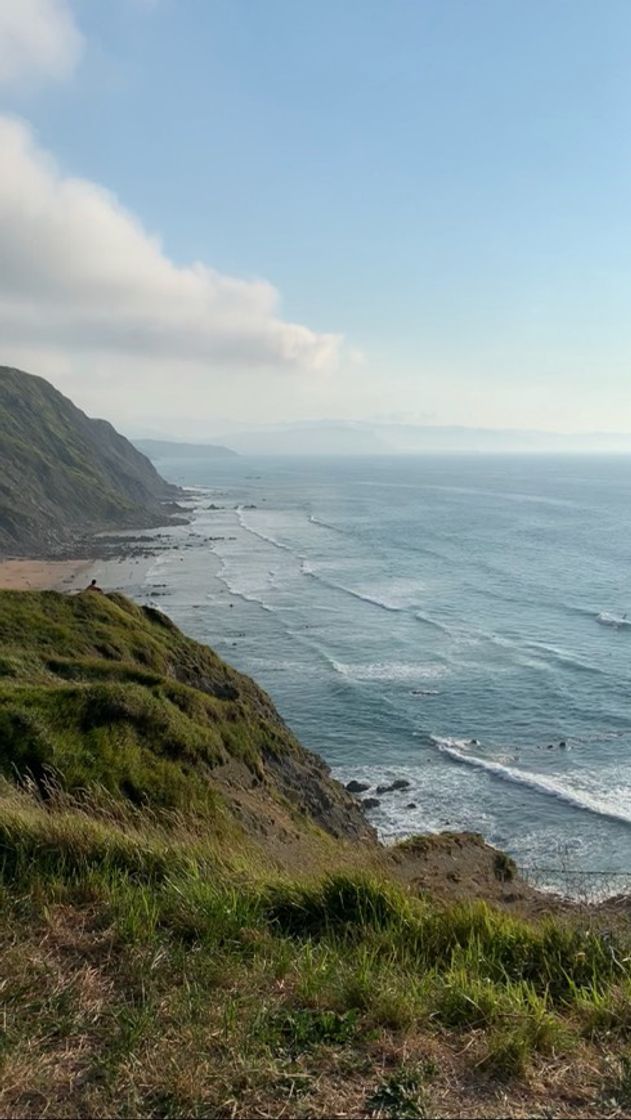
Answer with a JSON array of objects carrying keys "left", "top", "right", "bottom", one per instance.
[{"left": 85, "top": 578, "right": 103, "bottom": 593}]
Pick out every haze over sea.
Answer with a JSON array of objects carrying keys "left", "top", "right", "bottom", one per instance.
[{"left": 137, "top": 454, "right": 631, "bottom": 889}]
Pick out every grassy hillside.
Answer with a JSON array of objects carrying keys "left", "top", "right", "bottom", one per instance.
[
  {"left": 0, "top": 367, "right": 179, "bottom": 555},
  {"left": 0, "top": 590, "right": 370, "bottom": 848},
  {"left": 0, "top": 591, "right": 629, "bottom": 1118}
]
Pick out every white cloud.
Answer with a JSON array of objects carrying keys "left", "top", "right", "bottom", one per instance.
[
  {"left": 0, "top": 0, "right": 83, "bottom": 87},
  {"left": 0, "top": 116, "right": 342, "bottom": 381}
]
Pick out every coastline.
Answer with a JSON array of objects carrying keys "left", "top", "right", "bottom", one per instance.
[
  {"left": 0, "top": 550, "right": 173, "bottom": 596},
  {"left": 0, "top": 558, "right": 96, "bottom": 592},
  {"left": 0, "top": 490, "right": 202, "bottom": 596}
]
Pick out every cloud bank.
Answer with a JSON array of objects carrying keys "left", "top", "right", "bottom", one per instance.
[
  {"left": 0, "top": 116, "right": 341, "bottom": 378},
  {"left": 0, "top": 0, "right": 83, "bottom": 87}
]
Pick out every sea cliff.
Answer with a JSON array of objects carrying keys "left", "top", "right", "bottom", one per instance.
[{"left": 0, "top": 588, "right": 628, "bottom": 1117}]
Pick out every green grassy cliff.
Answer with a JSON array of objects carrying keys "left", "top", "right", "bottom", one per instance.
[
  {"left": 0, "top": 591, "right": 629, "bottom": 1118},
  {"left": 0, "top": 367, "right": 179, "bottom": 555},
  {"left": 0, "top": 590, "right": 371, "bottom": 849}
]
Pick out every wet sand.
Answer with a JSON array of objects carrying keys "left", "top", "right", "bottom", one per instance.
[
  {"left": 0, "top": 558, "right": 96, "bottom": 591},
  {"left": 64, "top": 553, "right": 159, "bottom": 593},
  {"left": 0, "top": 547, "right": 163, "bottom": 596}
]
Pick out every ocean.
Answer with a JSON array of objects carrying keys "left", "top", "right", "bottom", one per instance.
[{"left": 127, "top": 454, "right": 631, "bottom": 893}]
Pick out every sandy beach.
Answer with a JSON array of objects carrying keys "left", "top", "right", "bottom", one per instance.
[
  {"left": 0, "top": 552, "right": 163, "bottom": 595},
  {"left": 0, "top": 558, "right": 95, "bottom": 592}
]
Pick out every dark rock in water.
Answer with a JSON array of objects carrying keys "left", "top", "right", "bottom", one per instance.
[
  {"left": 559, "top": 740, "right": 567, "bottom": 748},
  {"left": 547, "top": 744, "right": 554, "bottom": 749},
  {"left": 405, "top": 802, "right": 417, "bottom": 810},
  {"left": 376, "top": 779, "right": 411, "bottom": 794},
  {"left": 470, "top": 739, "right": 479, "bottom": 746},
  {"left": 362, "top": 797, "right": 381, "bottom": 810},
  {"left": 346, "top": 780, "right": 370, "bottom": 794}
]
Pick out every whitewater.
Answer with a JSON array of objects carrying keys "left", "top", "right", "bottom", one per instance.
[{"left": 133, "top": 454, "right": 631, "bottom": 889}]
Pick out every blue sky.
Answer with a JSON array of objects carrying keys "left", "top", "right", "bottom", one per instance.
[{"left": 1, "top": 0, "right": 630, "bottom": 434}]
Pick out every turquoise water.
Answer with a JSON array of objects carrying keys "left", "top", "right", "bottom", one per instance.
[{"left": 139, "top": 455, "right": 631, "bottom": 884}]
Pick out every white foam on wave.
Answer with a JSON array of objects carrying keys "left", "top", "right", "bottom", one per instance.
[
  {"left": 332, "top": 659, "right": 446, "bottom": 683},
  {"left": 301, "top": 560, "right": 415, "bottom": 614},
  {"left": 145, "top": 552, "right": 171, "bottom": 579},
  {"left": 432, "top": 737, "right": 631, "bottom": 827},
  {"left": 597, "top": 612, "right": 631, "bottom": 629},
  {"left": 332, "top": 762, "right": 495, "bottom": 842},
  {"left": 213, "top": 558, "right": 276, "bottom": 614},
  {"left": 236, "top": 507, "right": 298, "bottom": 555},
  {"left": 308, "top": 513, "right": 346, "bottom": 535},
  {"left": 520, "top": 640, "right": 605, "bottom": 676},
  {"left": 238, "top": 510, "right": 429, "bottom": 618},
  {"left": 414, "top": 611, "right": 451, "bottom": 635}
]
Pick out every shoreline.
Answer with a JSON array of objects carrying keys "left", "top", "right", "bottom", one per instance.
[
  {"left": 0, "top": 558, "right": 96, "bottom": 592},
  {"left": 0, "top": 491, "right": 211, "bottom": 597},
  {"left": 0, "top": 550, "right": 171, "bottom": 597}
]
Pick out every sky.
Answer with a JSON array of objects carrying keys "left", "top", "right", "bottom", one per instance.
[{"left": 1, "top": 0, "right": 631, "bottom": 437}]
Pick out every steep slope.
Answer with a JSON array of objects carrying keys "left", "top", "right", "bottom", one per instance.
[
  {"left": 0, "top": 589, "right": 372, "bottom": 850},
  {"left": 0, "top": 366, "right": 180, "bottom": 555},
  {"left": 0, "top": 592, "right": 628, "bottom": 1118}
]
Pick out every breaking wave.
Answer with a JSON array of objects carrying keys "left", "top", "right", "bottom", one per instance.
[
  {"left": 432, "top": 737, "right": 631, "bottom": 827},
  {"left": 236, "top": 507, "right": 298, "bottom": 555},
  {"left": 300, "top": 560, "right": 404, "bottom": 613}
]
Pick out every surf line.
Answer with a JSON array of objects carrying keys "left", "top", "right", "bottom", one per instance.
[
  {"left": 235, "top": 506, "right": 299, "bottom": 556},
  {"left": 433, "top": 738, "right": 631, "bottom": 828}
]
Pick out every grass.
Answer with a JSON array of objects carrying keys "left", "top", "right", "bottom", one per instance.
[
  {"left": 0, "top": 590, "right": 303, "bottom": 815},
  {"left": 0, "top": 589, "right": 627, "bottom": 1116},
  {"left": 0, "top": 781, "right": 628, "bottom": 1117},
  {"left": 367, "top": 1063, "right": 433, "bottom": 1118}
]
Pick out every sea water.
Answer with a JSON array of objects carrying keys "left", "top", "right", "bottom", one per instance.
[{"left": 135, "top": 455, "right": 631, "bottom": 891}]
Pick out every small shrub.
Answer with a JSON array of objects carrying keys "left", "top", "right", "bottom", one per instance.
[
  {"left": 271, "top": 1007, "right": 360, "bottom": 1053},
  {"left": 367, "top": 1064, "right": 430, "bottom": 1118},
  {"left": 494, "top": 851, "right": 515, "bottom": 882},
  {"left": 478, "top": 1026, "right": 532, "bottom": 1081}
]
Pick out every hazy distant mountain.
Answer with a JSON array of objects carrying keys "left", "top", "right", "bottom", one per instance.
[
  {"left": 201, "top": 421, "right": 631, "bottom": 456},
  {"left": 0, "top": 367, "right": 179, "bottom": 556},
  {"left": 133, "top": 439, "right": 237, "bottom": 460},
  {"left": 370, "top": 424, "right": 631, "bottom": 454},
  {"left": 215, "top": 424, "right": 391, "bottom": 456}
]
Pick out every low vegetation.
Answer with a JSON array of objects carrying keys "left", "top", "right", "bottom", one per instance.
[
  {"left": 0, "top": 590, "right": 629, "bottom": 1116},
  {"left": 0, "top": 588, "right": 316, "bottom": 806}
]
